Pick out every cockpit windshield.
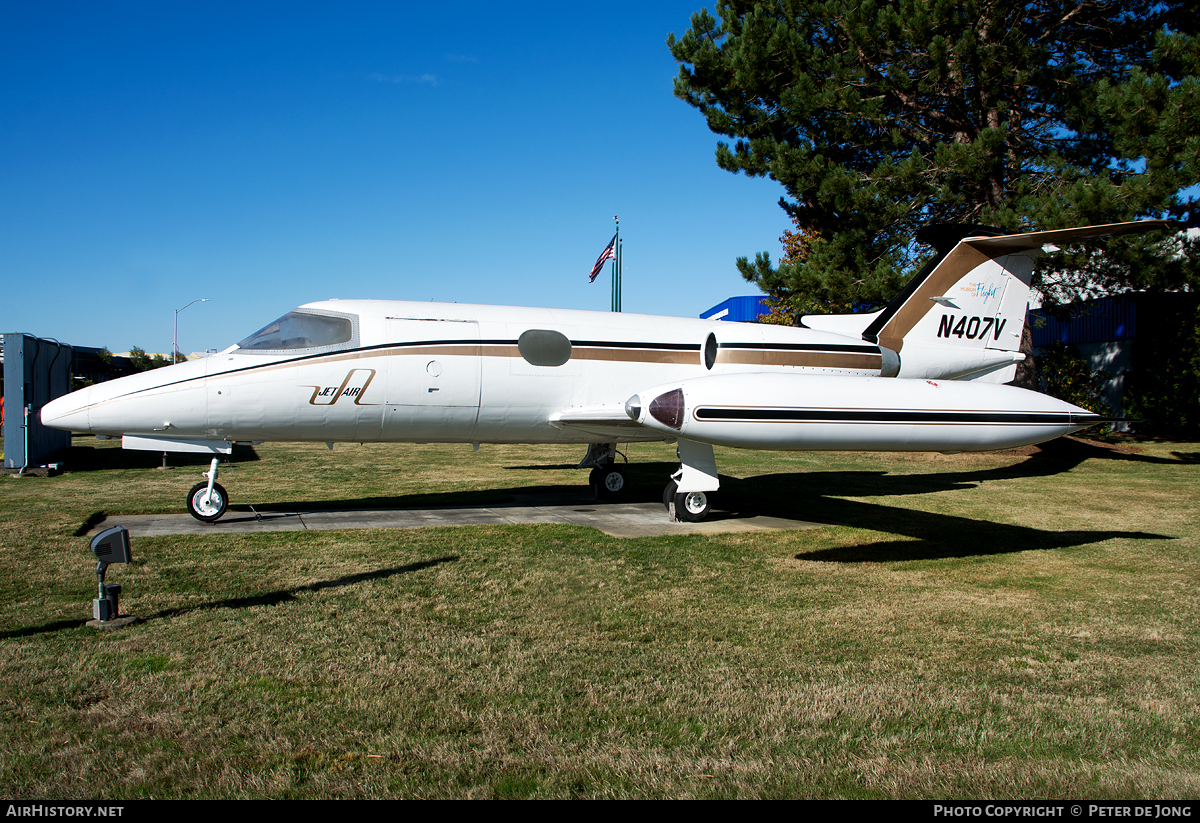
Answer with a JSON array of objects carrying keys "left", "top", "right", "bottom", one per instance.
[{"left": 236, "top": 310, "right": 356, "bottom": 353}]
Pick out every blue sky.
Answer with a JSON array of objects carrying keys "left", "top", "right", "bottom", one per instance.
[{"left": 1, "top": 2, "right": 791, "bottom": 356}]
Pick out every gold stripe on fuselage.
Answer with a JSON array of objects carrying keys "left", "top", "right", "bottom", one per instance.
[{"left": 716, "top": 350, "right": 882, "bottom": 370}]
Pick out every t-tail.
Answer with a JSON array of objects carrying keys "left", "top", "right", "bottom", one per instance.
[{"left": 802, "top": 221, "right": 1175, "bottom": 383}]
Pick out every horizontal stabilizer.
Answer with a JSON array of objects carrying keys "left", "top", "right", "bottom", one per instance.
[
  {"left": 961, "top": 220, "right": 1177, "bottom": 253},
  {"left": 800, "top": 310, "right": 882, "bottom": 337}
]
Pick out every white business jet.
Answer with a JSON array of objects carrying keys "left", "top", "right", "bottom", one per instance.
[{"left": 41, "top": 221, "right": 1166, "bottom": 523}]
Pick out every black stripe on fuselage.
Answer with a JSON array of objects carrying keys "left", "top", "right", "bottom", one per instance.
[
  {"left": 572, "top": 340, "right": 701, "bottom": 351},
  {"left": 693, "top": 407, "right": 1092, "bottom": 425},
  {"left": 718, "top": 342, "right": 881, "bottom": 354}
]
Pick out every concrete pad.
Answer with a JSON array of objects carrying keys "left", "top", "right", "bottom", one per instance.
[{"left": 88, "top": 494, "right": 820, "bottom": 539}]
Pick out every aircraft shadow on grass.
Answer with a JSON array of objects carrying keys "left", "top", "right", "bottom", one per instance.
[
  {"left": 782, "top": 498, "right": 1171, "bottom": 563},
  {"left": 719, "top": 440, "right": 1178, "bottom": 561},
  {"left": 234, "top": 440, "right": 1176, "bottom": 562},
  {"left": 249, "top": 437, "right": 1096, "bottom": 511},
  {"left": 240, "top": 444, "right": 1079, "bottom": 513}
]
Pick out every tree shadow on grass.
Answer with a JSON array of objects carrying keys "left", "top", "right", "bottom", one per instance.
[
  {"left": 1, "top": 555, "right": 458, "bottom": 639},
  {"left": 780, "top": 497, "right": 1173, "bottom": 562},
  {"left": 146, "top": 554, "right": 459, "bottom": 620},
  {"left": 74, "top": 510, "right": 108, "bottom": 536}
]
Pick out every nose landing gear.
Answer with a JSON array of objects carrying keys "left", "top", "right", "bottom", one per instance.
[{"left": 187, "top": 458, "right": 228, "bottom": 522}]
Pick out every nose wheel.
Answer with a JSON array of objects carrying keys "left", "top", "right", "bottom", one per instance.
[
  {"left": 186, "top": 457, "right": 229, "bottom": 522},
  {"left": 187, "top": 482, "right": 228, "bottom": 522}
]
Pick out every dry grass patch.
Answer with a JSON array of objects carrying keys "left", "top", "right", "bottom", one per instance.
[{"left": 1, "top": 435, "right": 1198, "bottom": 797}]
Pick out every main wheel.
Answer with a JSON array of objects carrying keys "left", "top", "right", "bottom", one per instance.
[
  {"left": 662, "top": 479, "right": 678, "bottom": 510},
  {"left": 590, "top": 465, "right": 626, "bottom": 501},
  {"left": 672, "top": 490, "right": 710, "bottom": 523},
  {"left": 187, "top": 482, "right": 229, "bottom": 523}
]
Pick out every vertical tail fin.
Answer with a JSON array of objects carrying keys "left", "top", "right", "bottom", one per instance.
[{"left": 863, "top": 221, "right": 1174, "bottom": 380}]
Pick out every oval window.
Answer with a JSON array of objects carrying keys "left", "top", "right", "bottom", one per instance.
[{"left": 517, "top": 329, "right": 572, "bottom": 367}]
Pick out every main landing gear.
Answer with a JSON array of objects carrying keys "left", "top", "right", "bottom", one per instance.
[
  {"left": 662, "top": 479, "right": 711, "bottom": 523},
  {"left": 579, "top": 443, "right": 626, "bottom": 502},
  {"left": 581, "top": 440, "right": 720, "bottom": 522},
  {"left": 590, "top": 464, "right": 626, "bottom": 501},
  {"left": 664, "top": 439, "right": 720, "bottom": 523},
  {"left": 187, "top": 458, "right": 228, "bottom": 522}
]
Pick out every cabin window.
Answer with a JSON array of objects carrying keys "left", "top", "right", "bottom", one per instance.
[
  {"left": 237, "top": 310, "right": 356, "bottom": 353},
  {"left": 517, "top": 329, "right": 572, "bottom": 367}
]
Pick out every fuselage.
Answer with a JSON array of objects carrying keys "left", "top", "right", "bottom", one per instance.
[{"left": 41, "top": 299, "right": 886, "bottom": 446}]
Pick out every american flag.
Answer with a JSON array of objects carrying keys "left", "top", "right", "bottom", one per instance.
[{"left": 589, "top": 235, "right": 616, "bottom": 282}]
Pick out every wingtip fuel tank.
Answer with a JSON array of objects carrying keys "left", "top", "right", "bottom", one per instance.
[{"left": 629, "top": 372, "right": 1101, "bottom": 453}]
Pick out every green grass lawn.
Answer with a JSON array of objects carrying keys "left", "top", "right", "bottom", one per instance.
[{"left": 2, "top": 435, "right": 1198, "bottom": 798}]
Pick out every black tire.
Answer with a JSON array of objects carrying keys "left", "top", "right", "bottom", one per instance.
[
  {"left": 591, "top": 465, "right": 626, "bottom": 502},
  {"left": 187, "top": 482, "right": 229, "bottom": 523},
  {"left": 673, "top": 490, "right": 710, "bottom": 522},
  {"left": 662, "top": 479, "right": 678, "bottom": 510}
]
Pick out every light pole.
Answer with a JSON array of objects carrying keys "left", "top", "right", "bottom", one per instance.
[{"left": 173, "top": 298, "right": 209, "bottom": 364}]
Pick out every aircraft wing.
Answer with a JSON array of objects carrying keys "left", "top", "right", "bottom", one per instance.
[{"left": 547, "top": 404, "right": 662, "bottom": 441}]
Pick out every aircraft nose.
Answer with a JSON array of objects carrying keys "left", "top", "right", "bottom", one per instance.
[{"left": 40, "top": 387, "right": 92, "bottom": 432}]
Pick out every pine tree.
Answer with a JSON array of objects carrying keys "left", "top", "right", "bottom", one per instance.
[{"left": 668, "top": 0, "right": 1199, "bottom": 314}]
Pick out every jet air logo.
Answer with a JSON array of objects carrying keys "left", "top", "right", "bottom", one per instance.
[
  {"left": 307, "top": 368, "right": 377, "bottom": 405},
  {"left": 937, "top": 314, "right": 1007, "bottom": 341}
]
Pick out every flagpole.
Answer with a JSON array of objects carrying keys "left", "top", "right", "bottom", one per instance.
[
  {"left": 616, "top": 239, "right": 622, "bottom": 312},
  {"left": 611, "top": 215, "right": 620, "bottom": 312}
]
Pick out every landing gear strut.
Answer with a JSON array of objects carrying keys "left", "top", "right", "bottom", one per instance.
[{"left": 187, "top": 458, "right": 228, "bottom": 522}]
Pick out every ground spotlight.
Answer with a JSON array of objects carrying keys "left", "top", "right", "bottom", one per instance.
[{"left": 88, "top": 525, "right": 135, "bottom": 626}]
